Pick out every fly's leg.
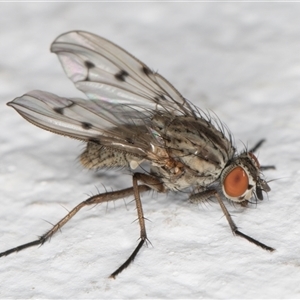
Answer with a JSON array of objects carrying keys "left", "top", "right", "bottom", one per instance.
[
  {"left": 190, "top": 190, "right": 275, "bottom": 252},
  {"left": 214, "top": 191, "right": 274, "bottom": 251},
  {"left": 110, "top": 173, "right": 166, "bottom": 278},
  {"left": 0, "top": 174, "right": 164, "bottom": 278},
  {"left": 0, "top": 186, "right": 150, "bottom": 256}
]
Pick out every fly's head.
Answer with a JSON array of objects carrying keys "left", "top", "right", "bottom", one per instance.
[{"left": 221, "top": 152, "right": 270, "bottom": 204}]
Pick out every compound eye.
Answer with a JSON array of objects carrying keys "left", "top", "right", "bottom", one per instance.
[{"left": 224, "top": 167, "right": 249, "bottom": 197}]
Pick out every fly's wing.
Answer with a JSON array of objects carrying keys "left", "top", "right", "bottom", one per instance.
[
  {"left": 8, "top": 90, "right": 151, "bottom": 158},
  {"left": 8, "top": 31, "right": 197, "bottom": 159},
  {"left": 50, "top": 30, "right": 196, "bottom": 117}
]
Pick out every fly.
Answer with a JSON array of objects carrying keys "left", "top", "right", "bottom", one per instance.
[{"left": 2, "top": 31, "right": 274, "bottom": 278}]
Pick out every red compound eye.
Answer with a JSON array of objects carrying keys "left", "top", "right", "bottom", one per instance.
[{"left": 224, "top": 167, "right": 249, "bottom": 197}]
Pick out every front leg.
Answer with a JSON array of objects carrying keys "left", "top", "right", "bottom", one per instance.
[{"left": 190, "top": 189, "right": 275, "bottom": 252}]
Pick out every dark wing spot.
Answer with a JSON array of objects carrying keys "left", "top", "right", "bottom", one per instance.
[
  {"left": 81, "top": 122, "right": 93, "bottom": 130},
  {"left": 53, "top": 101, "right": 75, "bottom": 115},
  {"left": 154, "top": 96, "right": 160, "bottom": 103},
  {"left": 53, "top": 107, "right": 64, "bottom": 114},
  {"left": 142, "top": 66, "right": 152, "bottom": 76},
  {"left": 115, "top": 70, "right": 129, "bottom": 82},
  {"left": 84, "top": 61, "right": 95, "bottom": 81},
  {"left": 125, "top": 138, "right": 134, "bottom": 144},
  {"left": 160, "top": 94, "right": 167, "bottom": 101},
  {"left": 154, "top": 94, "right": 167, "bottom": 103},
  {"left": 85, "top": 61, "right": 95, "bottom": 69},
  {"left": 88, "top": 138, "right": 100, "bottom": 144}
]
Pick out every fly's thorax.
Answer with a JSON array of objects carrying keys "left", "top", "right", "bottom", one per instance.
[
  {"left": 151, "top": 113, "right": 235, "bottom": 175},
  {"left": 221, "top": 152, "right": 270, "bottom": 203},
  {"left": 146, "top": 114, "right": 237, "bottom": 191}
]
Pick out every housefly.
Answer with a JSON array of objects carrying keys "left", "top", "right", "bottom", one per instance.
[{"left": 2, "top": 31, "right": 274, "bottom": 278}]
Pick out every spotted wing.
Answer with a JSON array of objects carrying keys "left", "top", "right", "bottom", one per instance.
[
  {"left": 8, "top": 31, "right": 196, "bottom": 158},
  {"left": 8, "top": 90, "right": 152, "bottom": 158},
  {"left": 50, "top": 30, "right": 196, "bottom": 117}
]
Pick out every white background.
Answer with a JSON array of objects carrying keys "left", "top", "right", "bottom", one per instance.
[{"left": 1, "top": 3, "right": 300, "bottom": 299}]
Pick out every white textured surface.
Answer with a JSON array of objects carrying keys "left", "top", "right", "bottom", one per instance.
[{"left": 1, "top": 3, "right": 300, "bottom": 299}]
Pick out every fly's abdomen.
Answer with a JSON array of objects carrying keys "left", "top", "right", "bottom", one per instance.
[{"left": 80, "top": 142, "right": 143, "bottom": 169}]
